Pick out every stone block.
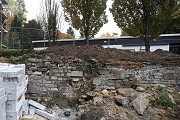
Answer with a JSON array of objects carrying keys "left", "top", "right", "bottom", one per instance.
[
  {"left": 93, "top": 96, "right": 103, "bottom": 105},
  {"left": 67, "top": 71, "right": 83, "bottom": 77},
  {"left": 72, "top": 78, "right": 81, "bottom": 82},
  {"left": 51, "top": 76, "right": 57, "bottom": 80},
  {"left": 37, "top": 59, "right": 43, "bottom": 63},
  {"left": 115, "top": 95, "right": 129, "bottom": 107},
  {"left": 93, "top": 78, "right": 101, "bottom": 86},
  {"left": 117, "top": 88, "right": 135, "bottom": 97},
  {"left": 101, "top": 89, "right": 109, "bottom": 97},
  {"left": 28, "top": 85, "right": 39, "bottom": 94},
  {"left": 51, "top": 88, "right": 58, "bottom": 91},
  {"left": 28, "top": 58, "right": 37, "bottom": 63},
  {"left": 31, "top": 67, "right": 38, "bottom": 71},
  {"left": 32, "top": 71, "right": 42, "bottom": 75},
  {"left": 27, "top": 70, "right": 33, "bottom": 75},
  {"left": 132, "top": 93, "right": 151, "bottom": 115},
  {"left": 136, "top": 87, "right": 145, "bottom": 92}
]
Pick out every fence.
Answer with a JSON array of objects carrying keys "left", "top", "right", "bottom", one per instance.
[{"left": 2, "top": 27, "right": 44, "bottom": 49}]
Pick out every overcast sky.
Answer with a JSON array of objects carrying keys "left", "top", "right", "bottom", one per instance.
[{"left": 24, "top": 0, "right": 121, "bottom": 37}]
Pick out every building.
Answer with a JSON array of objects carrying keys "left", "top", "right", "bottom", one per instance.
[{"left": 32, "top": 33, "right": 180, "bottom": 54}]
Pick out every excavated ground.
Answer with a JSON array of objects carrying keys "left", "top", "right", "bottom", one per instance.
[{"left": 44, "top": 45, "right": 180, "bottom": 66}]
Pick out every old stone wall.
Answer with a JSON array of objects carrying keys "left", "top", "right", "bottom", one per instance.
[
  {"left": 26, "top": 55, "right": 85, "bottom": 100},
  {"left": 26, "top": 55, "right": 180, "bottom": 100},
  {"left": 93, "top": 65, "right": 180, "bottom": 91}
]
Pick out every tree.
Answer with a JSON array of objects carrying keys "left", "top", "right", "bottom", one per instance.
[
  {"left": 16, "top": 0, "right": 26, "bottom": 23},
  {"left": 61, "top": 0, "right": 108, "bottom": 45},
  {"left": 100, "top": 32, "right": 111, "bottom": 38},
  {"left": 110, "top": 0, "right": 177, "bottom": 51},
  {"left": 3, "top": 0, "right": 26, "bottom": 49},
  {"left": 40, "top": 0, "right": 61, "bottom": 45},
  {"left": 22, "top": 19, "right": 44, "bottom": 49},
  {"left": 163, "top": 3, "right": 180, "bottom": 34},
  {"left": 10, "top": 15, "right": 22, "bottom": 49}
]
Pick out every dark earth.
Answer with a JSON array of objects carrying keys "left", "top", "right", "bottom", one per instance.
[{"left": 44, "top": 45, "right": 180, "bottom": 66}]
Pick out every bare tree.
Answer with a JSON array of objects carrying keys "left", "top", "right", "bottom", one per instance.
[{"left": 40, "top": 0, "right": 63, "bottom": 45}]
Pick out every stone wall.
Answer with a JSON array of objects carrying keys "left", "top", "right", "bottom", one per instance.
[
  {"left": 26, "top": 54, "right": 180, "bottom": 100},
  {"left": 26, "top": 55, "right": 85, "bottom": 100},
  {"left": 93, "top": 65, "right": 180, "bottom": 91}
]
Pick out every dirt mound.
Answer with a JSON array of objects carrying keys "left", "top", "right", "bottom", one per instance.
[{"left": 44, "top": 45, "right": 180, "bottom": 66}]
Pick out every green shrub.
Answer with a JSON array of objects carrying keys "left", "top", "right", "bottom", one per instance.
[
  {"left": 0, "top": 49, "right": 33, "bottom": 58},
  {"left": 0, "top": 49, "right": 19, "bottom": 57},
  {"left": 150, "top": 88, "right": 175, "bottom": 108}
]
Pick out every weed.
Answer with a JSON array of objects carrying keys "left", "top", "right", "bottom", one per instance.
[{"left": 150, "top": 87, "right": 175, "bottom": 108}]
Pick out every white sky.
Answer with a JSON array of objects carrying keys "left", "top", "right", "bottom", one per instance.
[{"left": 24, "top": 0, "right": 121, "bottom": 37}]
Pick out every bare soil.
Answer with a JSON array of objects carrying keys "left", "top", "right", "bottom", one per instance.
[{"left": 44, "top": 45, "right": 180, "bottom": 66}]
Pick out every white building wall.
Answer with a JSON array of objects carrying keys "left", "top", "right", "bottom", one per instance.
[{"left": 103, "top": 45, "right": 169, "bottom": 52}]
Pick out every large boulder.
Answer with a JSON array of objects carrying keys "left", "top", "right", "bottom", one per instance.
[
  {"left": 132, "top": 93, "right": 151, "bottom": 115},
  {"left": 115, "top": 95, "right": 129, "bottom": 107},
  {"left": 117, "top": 88, "right": 135, "bottom": 97}
]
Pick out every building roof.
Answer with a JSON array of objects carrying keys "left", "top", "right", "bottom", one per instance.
[{"left": 32, "top": 33, "right": 180, "bottom": 48}]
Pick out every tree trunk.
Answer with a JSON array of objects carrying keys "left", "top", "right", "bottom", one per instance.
[
  {"left": 85, "top": 31, "right": 89, "bottom": 45},
  {"left": 144, "top": 37, "right": 150, "bottom": 52},
  {"left": 142, "top": 0, "right": 150, "bottom": 52},
  {"left": 144, "top": 17, "right": 150, "bottom": 52}
]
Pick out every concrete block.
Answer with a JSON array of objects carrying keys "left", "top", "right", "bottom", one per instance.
[
  {"left": 23, "top": 100, "right": 29, "bottom": 115},
  {"left": 0, "top": 113, "right": 6, "bottom": 120},
  {"left": 0, "top": 77, "right": 4, "bottom": 88},
  {"left": 35, "top": 108, "right": 58, "bottom": 120},
  {"left": 28, "top": 100, "right": 46, "bottom": 111},
  {"left": 3, "top": 74, "right": 25, "bottom": 84},
  {"left": 6, "top": 85, "right": 26, "bottom": 100},
  {"left": 29, "top": 106, "right": 35, "bottom": 115},
  {"left": 13, "top": 64, "right": 25, "bottom": 74},
  {"left": 0, "top": 88, "right": 5, "bottom": 97},
  {"left": 0, "top": 102, "right": 6, "bottom": 117},
  {"left": 0, "top": 95, "right": 7, "bottom": 107},
  {"left": 6, "top": 94, "right": 25, "bottom": 112},
  {"left": 6, "top": 104, "right": 24, "bottom": 120},
  {"left": 0, "top": 67, "right": 24, "bottom": 78},
  {"left": 25, "top": 75, "right": 29, "bottom": 86}
]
